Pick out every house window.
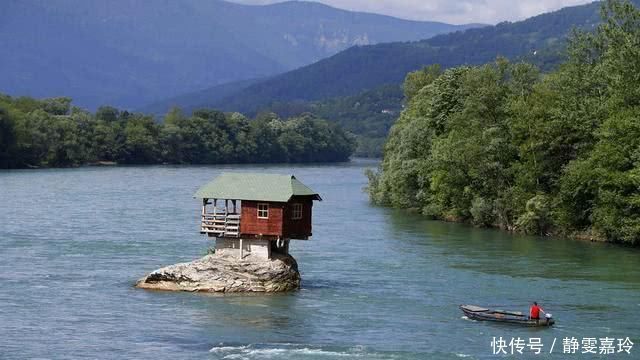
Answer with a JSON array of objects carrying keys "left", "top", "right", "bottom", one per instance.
[
  {"left": 257, "top": 203, "right": 269, "bottom": 219},
  {"left": 292, "top": 203, "right": 303, "bottom": 220}
]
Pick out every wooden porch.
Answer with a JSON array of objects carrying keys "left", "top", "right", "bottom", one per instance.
[{"left": 200, "top": 199, "right": 241, "bottom": 238}]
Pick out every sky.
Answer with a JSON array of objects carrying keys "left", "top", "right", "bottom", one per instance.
[{"left": 229, "top": 0, "right": 594, "bottom": 24}]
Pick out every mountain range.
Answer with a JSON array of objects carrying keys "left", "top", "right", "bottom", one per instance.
[
  {"left": 135, "top": 0, "right": 640, "bottom": 158},
  {"left": 152, "top": 0, "right": 610, "bottom": 117},
  {"left": 0, "top": 0, "right": 479, "bottom": 109}
]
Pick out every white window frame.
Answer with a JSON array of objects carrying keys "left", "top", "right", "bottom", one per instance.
[
  {"left": 257, "top": 203, "right": 269, "bottom": 219},
  {"left": 292, "top": 203, "right": 303, "bottom": 220}
]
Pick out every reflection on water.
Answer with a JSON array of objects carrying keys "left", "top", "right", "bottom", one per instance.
[
  {"left": 0, "top": 160, "right": 639, "bottom": 359},
  {"left": 387, "top": 210, "right": 640, "bottom": 285}
]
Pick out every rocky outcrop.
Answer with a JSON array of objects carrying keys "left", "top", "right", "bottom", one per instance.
[{"left": 136, "top": 253, "right": 300, "bottom": 293}]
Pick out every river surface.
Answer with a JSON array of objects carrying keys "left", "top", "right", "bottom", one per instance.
[{"left": 1, "top": 160, "right": 639, "bottom": 359}]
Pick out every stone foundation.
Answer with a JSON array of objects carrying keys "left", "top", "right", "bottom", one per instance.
[
  {"left": 215, "top": 238, "right": 290, "bottom": 260},
  {"left": 135, "top": 252, "right": 300, "bottom": 293}
]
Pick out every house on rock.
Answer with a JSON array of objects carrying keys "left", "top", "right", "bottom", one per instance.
[{"left": 194, "top": 173, "right": 322, "bottom": 260}]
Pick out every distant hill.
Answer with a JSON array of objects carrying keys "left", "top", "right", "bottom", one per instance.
[
  {"left": 141, "top": 0, "right": 640, "bottom": 158},
  {"left": 0, "top": 0, "right": 478, "bottom": 110},
  {"left": 204, "top": 0, "right": 610, "bottom": 115},
  {"left": 139, "top": 78, "right": 263, "bottom": 116}
]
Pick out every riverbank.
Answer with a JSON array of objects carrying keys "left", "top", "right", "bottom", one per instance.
[
  {"left": 410, "top": 210, "right": 638, "bottom": 247},
  {"left": 6, "top": 158, "right": 350, "bottom": 170}
]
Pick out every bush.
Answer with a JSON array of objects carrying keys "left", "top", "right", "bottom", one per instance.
[
  {"left": 470, "top": 197, "right": 494, "bottom": 227},
  {"left": 515, "top": 195, "right": 552, "bottom": 235}
]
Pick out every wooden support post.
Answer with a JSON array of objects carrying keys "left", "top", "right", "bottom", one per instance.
[
  {"left": 239, "top": 238, "right": 243, "bottom": 259},
  {"left": 201, "top": 198, "right": 207, "bottom": 232}
]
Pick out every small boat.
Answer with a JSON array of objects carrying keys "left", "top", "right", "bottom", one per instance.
[{"left": 460, "top": 305, "right": 555, "bottom": 327}]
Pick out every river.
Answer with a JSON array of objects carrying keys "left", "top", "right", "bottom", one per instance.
[{"left": 1, "top": 160, "right": 638, "bottom": 359}]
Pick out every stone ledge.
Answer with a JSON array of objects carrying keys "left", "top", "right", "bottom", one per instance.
[{"left": 135, "top": 253, "right": 300, "bottom": 293}]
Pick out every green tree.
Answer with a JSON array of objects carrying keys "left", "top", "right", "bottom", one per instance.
[
  {"left": 560, "top": 109, "right": 640, "bottom": 243},
  {"left": 0, "top": 107, "right": 18, "bottom": 168},
  {"left": 403, "top": 64, "right": 441, "bottom": 102},
  {"left": 95, "top": 106, "right": 121, "bottom": 123},
  {"left": 42, "top": 97, "right": 72, "bottom": 115},
  {"left": 122, "top": 115, "right": 159, "bottom": 163}
]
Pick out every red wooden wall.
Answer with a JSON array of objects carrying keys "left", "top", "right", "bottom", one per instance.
[
  {"left": 240, "top": 197, "right": 314, "bottom": 239},
  {"left": 240, "top": 201, "right": 284, "bottom": 236},
  {"left": 283, "top": 196, "right": 313, "bottom": 239}
]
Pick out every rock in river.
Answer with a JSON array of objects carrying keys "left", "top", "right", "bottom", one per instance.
[{"left": 136, "top": 253, "right": 301, "bottom": 293}]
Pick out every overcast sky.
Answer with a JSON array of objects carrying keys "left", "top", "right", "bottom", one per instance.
[{"left": 229, "top": 0, "right": 594, "bottom": 24}]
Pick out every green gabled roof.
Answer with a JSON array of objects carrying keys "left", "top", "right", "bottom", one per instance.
[{"left": 194, "top": 172, "right": 322, "bottom": 202}]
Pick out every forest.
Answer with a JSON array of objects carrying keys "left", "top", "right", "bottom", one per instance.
[
  {"left": 253, "top": 84, "right": 403, "bottom": 157},
  {"left": 0, "top": 97, "right": 356, "bottom": 168},
  {"left": 367, "top": 0, "right": 640, "bottom": 244}
]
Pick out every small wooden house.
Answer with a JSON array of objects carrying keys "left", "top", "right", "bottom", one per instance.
[{"left": 194, "top": 173, "right": 322, "bottom": 259}]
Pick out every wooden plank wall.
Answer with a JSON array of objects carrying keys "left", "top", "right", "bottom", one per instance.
[
  {"left": 240, "top": 201, "right": 284, "bottom": 236},
  {"left": 283, "top": 197, "right": 313, "bottom": 239}
]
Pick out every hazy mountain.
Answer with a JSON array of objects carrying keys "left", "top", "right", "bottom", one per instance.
[
  {"left": 169, "top": 0, "right": 611, "bottom": 116},
  {"left": 139, "top": 78, "right": 264, "bottom": 115},
  {"left": 0, "top": 0, "right": 479, "bottom": 109}
]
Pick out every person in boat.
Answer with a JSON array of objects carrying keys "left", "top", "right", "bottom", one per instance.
[{"left": 530, "top": 301, "right": 545, "bottom": 321}]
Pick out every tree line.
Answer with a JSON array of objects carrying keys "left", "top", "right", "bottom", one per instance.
[
  {"left": 250, "top": 84, "right": 404, "bottom": 158},
  {"left": 367, "top": 0, "right": 640, "bottom": 244},
  {"left": 0, "top": 97, "right": 356, "bottom": 169}
]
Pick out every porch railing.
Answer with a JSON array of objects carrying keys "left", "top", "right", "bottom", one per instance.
[{"left": 201, "top": 212, "right": 241, "bottom": 238}]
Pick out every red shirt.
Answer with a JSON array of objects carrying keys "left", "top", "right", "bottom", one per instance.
[{"left": 530, "top": 305, "right": 542, "bottom": 319}]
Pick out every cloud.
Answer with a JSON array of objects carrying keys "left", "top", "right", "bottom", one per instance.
[{"left": 229, "top": 0, "right": 593, "bottom": 24}]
